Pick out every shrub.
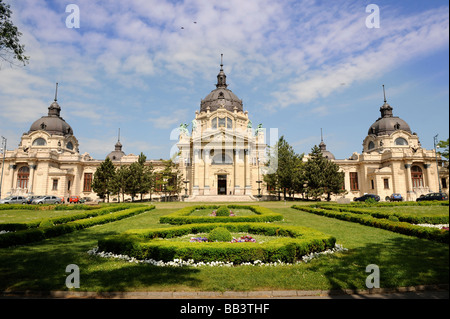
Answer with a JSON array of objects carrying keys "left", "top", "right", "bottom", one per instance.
[
  {"left": 39, "top": 219, "right": 54, "bottom": 228},
  {"left": 388, "top": 215, "right": 399, "bottom": 222},
  {"left": 159, "top": 205, "right": 283, "bottom": 225},
  {"left": 208, "top": 227, "right": 232, "bottom": 242},
  {"left": 215, "top": 206, "right": 230, "bottom": 217},
  {"left": 0, "top": 205, "right": 155, "bottom": 248}
]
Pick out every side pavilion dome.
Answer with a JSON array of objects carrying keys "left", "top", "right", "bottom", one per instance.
[
  {"left": 368, "top": 86, "right": 412, "bottom": 136},
  {"left": 29, "top": 84, "right": 74, "bottom": 137}
]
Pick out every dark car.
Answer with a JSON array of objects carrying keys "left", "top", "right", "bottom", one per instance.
[
  {"left": 386, "top": 193, "right": 403, "bottom": 202},
  {"left": 353, "top": 194, "right": 380, "bottom": 202},
  {"left": 416, "top": 193, "right": 449, "bottom": 202}
]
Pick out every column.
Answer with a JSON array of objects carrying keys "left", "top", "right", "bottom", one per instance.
[
  {"left": 404, "top": 163, "right": 413, "bottom": 200},
  {"left": 204, "top": 150, "right": 210, "bottom": 195}
]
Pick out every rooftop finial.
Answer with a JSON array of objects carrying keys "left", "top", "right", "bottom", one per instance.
[
  {"left": 220, "top": 54, "right": 224, "bottom": 71},
  {"left": 321, "top": 128, "right": 324, "bottom": 142},
  {"left": 382, "top": 84, "right": 387, "bottom": 103},
  {"left": 118, "top": 128, "right": 121, "bottom": 142},
  {"left": 54, "top": 82, "right": 59, "bottom": 102}
]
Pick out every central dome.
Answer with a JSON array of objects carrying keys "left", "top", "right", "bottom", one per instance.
[{"left": 200, "top": 59, "right": 243, "bottom": 113}]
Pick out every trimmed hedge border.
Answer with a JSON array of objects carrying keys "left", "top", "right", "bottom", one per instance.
[
  {"left": 97, "top": 222, "right": 336, "bottom": 264},
  {"left": 316, "top": 204, "right": 449, "bottom": 225},
  {"left": 292, "top": 205, "right": 449, "bottom": 244},
  {"left": 0, "top": 204, "right": 144, "bottom": 232},
  {"left": 0, "top": 204, "right": 101, "bottom": 211},
  {"left": 0, "top": 205, "right": 155, "bottom": 248},
  {"left": 159, "top": 205, "right": 283, "bottom": 225}
]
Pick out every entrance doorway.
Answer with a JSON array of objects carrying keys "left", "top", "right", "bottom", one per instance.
[{"left": 217, "top": 175, "right": 227, "bottom": 195}]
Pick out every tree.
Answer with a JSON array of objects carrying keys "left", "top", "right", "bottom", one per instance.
[
  {"left": 303, "top": 145, "right": 328, "bottom": 200},
  {"left": 157, "top": 159, "right": 183, "bottom": 201},
  {"left": 125, "top": 162, "right": 142, "bottom": 202},
  {"left": 0, "top": 0, "right": 29, "bottom": 67},
  {"left": 92, "top": 157, "right": 116, "bottom": 202},
  {"left": 303, "top": 145, "right": 345, "bottom": 201},
  {"left": 110, "top": 165, "right": 129, "bottom": 203},
  {"left": 263, "top": 136, "right": 303, "bottom": 200},
  {"left": 437, "top": 138, "right": 449, "bottom": 162}
]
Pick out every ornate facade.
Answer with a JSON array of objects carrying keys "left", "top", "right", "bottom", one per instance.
[
  {"left": 177, "top": 60, "right": 267, "bottom": 200},
  {"left": 0, "top": 69, "right": 448, "bottom": 202}
]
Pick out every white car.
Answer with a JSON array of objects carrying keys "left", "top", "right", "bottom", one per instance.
[
  {"left": 32, "top": 195, "right": 61, "bottom": 205},
  {"left": 0, "top": 196, "right": 27, "bottom": 204}
]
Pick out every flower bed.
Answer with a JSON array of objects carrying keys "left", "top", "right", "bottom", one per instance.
[
  {"left": 159, "top": 205, "right": 283, "bottom": 225},
  {"left": 97, "top": 222, "right": 336, "bottom": 264}
]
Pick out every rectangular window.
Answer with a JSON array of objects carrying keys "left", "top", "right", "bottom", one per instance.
[
  {"left": 52, "top": 179, "right": 58, "bottom": 191},
  {"left": 384, "top": 178, "right": 389, "bottom": 189},
  {"left": 371, "top": 180, "right": 374, "bottom": 189},
  {"left": 442, "top": 178, "right": 448, "bottom": 189},
  {"left": 83, "top": 173, "right": 93, "bottom": 192},
  {"left": 350, "top": 172, "right": 359, "bottom": 191}
]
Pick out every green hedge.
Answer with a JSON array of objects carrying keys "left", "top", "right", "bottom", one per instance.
[
  {"left": 0, "top": 204, "right": 144, "bottom": 232},
  {"left": 0, "top": 205, "right": 155, "bottom": 248},
  {"left": 159, "top": 205, "right": 283, "bottom": 225},
  {"left": 316, "top": 205, "right": 449, "bottom": 225},
  {"left": 0, "top": 203, "right": 102, "bottom": 211},
  {"left": 97, "top": 222, "right": 336, "bottom": 263},
  {"left": 292, "top": 205, "right": 449, "bottom": 244}
]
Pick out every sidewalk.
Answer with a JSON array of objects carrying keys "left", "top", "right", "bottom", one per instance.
[{"left": 1, "top": 284, "right": 448, "bottom": 299}]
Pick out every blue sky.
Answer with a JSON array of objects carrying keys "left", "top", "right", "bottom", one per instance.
[{"left": 1, "top": 0, "right": 448, "bottom": 161}]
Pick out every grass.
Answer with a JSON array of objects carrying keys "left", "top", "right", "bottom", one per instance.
[
  {"left": 0, "top": 201, "right": 448, "bottom": 293},
  {"left": 0, "top": 210, "right": 87, "bottom": 223}
]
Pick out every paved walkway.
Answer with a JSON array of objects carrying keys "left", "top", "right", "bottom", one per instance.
[{"left": 1, "top": 285, "right": 448, "bottom": 299}]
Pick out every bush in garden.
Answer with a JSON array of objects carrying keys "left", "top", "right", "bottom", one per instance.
[
  {"left": 216, "top": 206, "right": 230, "bottom": 217},
  {"left": 208, "top": 227, "right": 233, "bottom": 242}
]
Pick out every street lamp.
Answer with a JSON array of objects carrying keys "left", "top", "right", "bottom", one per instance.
[
  {"left": 0, "top": 136, "right": 6, "bottom": 199},
  {"left": 434, "top": 134, "right": 442, "bottom": 194}
]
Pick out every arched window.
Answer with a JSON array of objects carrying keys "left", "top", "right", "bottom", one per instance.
[
  {"left": 17, "top": 166, "right": 30, "bottom": 189},
  {"left": 411, "top": 165, "right": 424, "bottom": 188},
  {"left": 368, "top": 141, "right": 375, "bottom": 150},
  {"left": 227, "top": 117, "right": 233, "bottom": 129},
  {"left": 67, "top": 142, "right": 74, "bottom": 150},
  {"left": 212, "top": 153, "right": 233, "bottom": 165},
  {"left": 211, "top": 117, "right": 218, "bottom": 129},
  {"left": 395, "top": 138, "right": 408, "bottom": 146},
  {"left": 32, "top": 138, "right": 47, "bottom": 146}
]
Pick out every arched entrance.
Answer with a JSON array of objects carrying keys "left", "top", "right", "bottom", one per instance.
[{"left": 217, "top": 175, "right": 227, "bottom": 195}]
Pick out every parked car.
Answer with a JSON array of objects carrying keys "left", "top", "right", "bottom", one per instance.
[
  {"left": 26, "top": 195, "right": 43, "bottom": 204},
  {"left": 386, "top": 193, "right": 403, "bottom": 202},
  {"left": 0, "top": 196, "right": 27, "bottom": 205},
  {"left": 68, "top": 196, "right": 81, "bottom": 204},
  {"left": 32, "top": 195, "right": 62, "bottom": 205},
  {"left": 416, "top": 193, "right": 449, "bottom": 202},
  {"left": 353, "top": 194, "right": 380, "bottom": 202}
]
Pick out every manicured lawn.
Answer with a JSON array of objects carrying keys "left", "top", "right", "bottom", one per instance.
[
  {"left": 0, "top": 209, "right": 87, "bottom": 223},
  {"left": 0, "top": 201, "right": 448, "bottom": 293}
]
